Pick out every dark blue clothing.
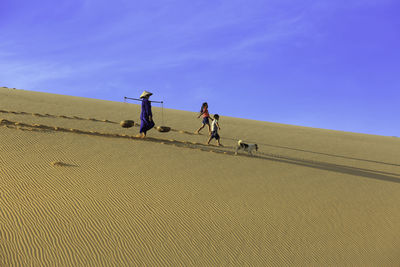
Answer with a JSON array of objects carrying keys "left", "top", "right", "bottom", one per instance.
[
  {"left": 210, "top": 130, "right": 220, "bottom": 140},
  {"left": 140, "top": 98, "right": 155, "bottom": 133},
  {"left": 202, "top": 117, "right": 210, "bottom": 125}
]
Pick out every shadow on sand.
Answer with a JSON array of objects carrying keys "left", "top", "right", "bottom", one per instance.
[
  {"left": 220, "top": 136, "right": 400, "bottom": 168},
  {"left": 156, "top": 138, "right": 400, "bottom": 184},
  {"left": 252, "top": 152, "right": 400, "bottom": 184}
]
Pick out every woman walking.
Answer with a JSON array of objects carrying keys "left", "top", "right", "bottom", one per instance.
[{"left": 138, "top": 91, "right": 155, "bottom": 138}]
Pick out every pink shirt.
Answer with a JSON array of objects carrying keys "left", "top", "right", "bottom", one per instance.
[{"left": 202, "top": 107, "right": 210, "bottom": 118}]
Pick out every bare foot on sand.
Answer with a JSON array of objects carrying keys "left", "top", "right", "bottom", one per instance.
[{"left": 136, "top": 133, "right": 146, "bottom": 138}]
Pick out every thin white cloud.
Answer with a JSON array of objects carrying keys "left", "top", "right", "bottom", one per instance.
[{"left": 0, "top": 58, "right": 116, "bottom": 90}]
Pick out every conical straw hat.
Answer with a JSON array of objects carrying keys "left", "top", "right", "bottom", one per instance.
[{"left": 140, "top": 91, "right": 153, "bottom": 98}]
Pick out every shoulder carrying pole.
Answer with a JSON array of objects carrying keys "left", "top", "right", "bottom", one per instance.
[
  {"left": 124, "top": 96, "right": 166, "bottom": 126},
  {"left": 124, "top": 96, "right": 163, "bottom": 104}
]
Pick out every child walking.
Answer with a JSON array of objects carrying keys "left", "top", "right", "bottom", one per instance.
[
  {"left": 195, "top": 102, "right": 213, "bottom": 135},
  {"left": 207, "top": 114, "right": 222, "bottom": 146}
]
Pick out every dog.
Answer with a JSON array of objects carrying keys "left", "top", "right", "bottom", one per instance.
[{"left": 235, "top": 140, "right": 258, "bottom": 156}]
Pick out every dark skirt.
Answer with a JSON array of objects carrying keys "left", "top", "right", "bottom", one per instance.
[{"left": 140, "top": 119, "right": 155, "bottom": 134}]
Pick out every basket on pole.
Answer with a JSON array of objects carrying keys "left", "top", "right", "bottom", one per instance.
[{"left": 123, "top": 96, "right": 171, "bottom": 132}]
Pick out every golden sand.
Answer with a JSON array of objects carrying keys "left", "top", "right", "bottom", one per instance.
[{"left": 0, "top": 87, "right": 400, "bottom": 265}]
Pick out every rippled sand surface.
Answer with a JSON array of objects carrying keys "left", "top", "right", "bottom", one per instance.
[{"left": 1, "top": 87, "right": 400, "bottom": 266}]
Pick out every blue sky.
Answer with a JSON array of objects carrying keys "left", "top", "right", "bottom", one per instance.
[{"left": 1, "top": 0, "right": 399, "bottom": 136}]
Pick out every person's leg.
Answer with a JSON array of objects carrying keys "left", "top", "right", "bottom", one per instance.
[
  {"left": 207, "top": 123, "right": 211, "bottom": 135},
  {"left": 198, "top": 117, "right": 209, "bottom": 134},
  {"left": 216, "top": 134, "right": 222, "bottom": 146},
  {"left": 139, "top": 120, "right": 145, "bottom": 136},
  {"left": 136, "top": 131, "right": 145, "bottom": 138},
  {"left": 208, "top": 130, "right": 217, "bottom": 144},
  {"left": 139, "top": 119, "right": 148, "bottom": 138},
  {"left": 195, "top": 124, "right": 205, "bottom": 134},
  {"left": 137, "top": 130, "right": 146, "bottom": 138}
]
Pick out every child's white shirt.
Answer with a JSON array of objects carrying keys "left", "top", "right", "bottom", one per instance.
[{"left": 211, "top": 119, "right": 218, "bottom": 132}]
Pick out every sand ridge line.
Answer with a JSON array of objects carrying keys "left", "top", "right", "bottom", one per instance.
[
  {"left": 0, "top": 118, "right": 344, "bottom": 161},
  {"left": 0, "top": 109, "right": 117, "bottom": 124},
  {"left": 4, "top": 110, "right": 397, "bottom": 171},
  {"left": 0, "top": 109, "right": 196, "bottom": 135},
  {"left": 0, "top": 109, "right": 220, "bottom": 137},
  {"left": 3, "top": 117, "right": 399, "bottom": 177},
  {"left": 0, "top": 109, "right": 244, "bottom": 142},
  {"left": 2, "top": 118, "right": 400, "bottom": 185},
  {"left": 0, "top": 118, "right": 240, "bottom": 156}
]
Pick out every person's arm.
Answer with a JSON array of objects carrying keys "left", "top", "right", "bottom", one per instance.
[
  {"left": 197, "top": 111, "right": 204, "bottom": 118},
  {"left": 216, "top": 122, "right": 220, "bottom": 129},
  {"left": 149, "top": 102, "right": 153, "bottom": 121},
  {"left": 148, "top": 103, "right": 153, "bottom": 121}
]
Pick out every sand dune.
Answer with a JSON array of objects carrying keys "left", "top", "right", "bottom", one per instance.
[{"left": 1, "top": 87, "right": 400, "bottom": 266}]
